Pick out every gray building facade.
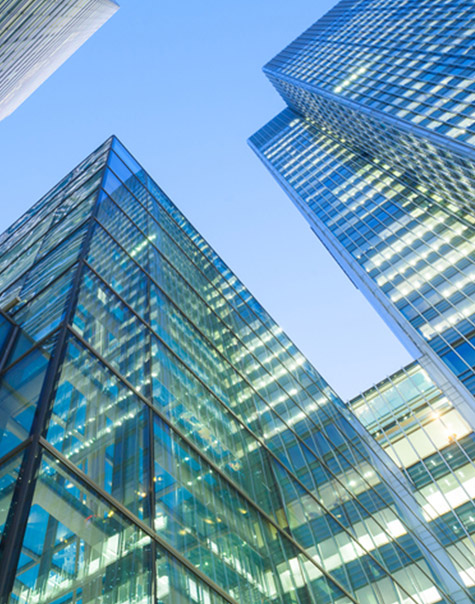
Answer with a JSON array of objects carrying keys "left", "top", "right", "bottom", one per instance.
[{"left": 0, "top": 0, "right": 118, "bottom": 120}]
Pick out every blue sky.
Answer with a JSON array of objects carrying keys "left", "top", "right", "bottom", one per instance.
[{"left": 0, "top": 0, "right": 412, "bottom": 399}]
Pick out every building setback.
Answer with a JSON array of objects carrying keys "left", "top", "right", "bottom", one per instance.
[
  {"left": 250, "top": 108, "right": 475, "bottom": 407},
  {"left": 0, "top": 137, "right": 471, "bottom": 603},
  {"left": 0, "top": 0, "right": 118, "bottom": 121},
  {"left": 255, "top": 0, "right": 475, "bottom": 218}
]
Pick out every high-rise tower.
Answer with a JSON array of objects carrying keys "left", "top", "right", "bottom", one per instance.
[
  {"left": 0, "top": 0, "right": 118, "bottom": 121},
  {"left": 254, "top": 0, "right": 475, "bottom": 214},
  {"left": 249, "top": 0, "right": 475, "bottom": 413},
  {"left": 0, "top": 137, "right": 472, "bottom": 603}
]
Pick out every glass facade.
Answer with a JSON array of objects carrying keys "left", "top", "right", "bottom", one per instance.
[
  {"left": 0, "top": 0, "right": 118, "bottom": 121},
  {"left": 249, "top": 0, "right": 475, "bottom": 412},
  {"left": 261, "top": 0, "right": 475, "bottom": 215},
  {"left": 349, "top": 361, "right": 475, "bottom": 590},
  {"left": 249, "top": 3, "right": 475, "bottom": 600},
  {"left": 250, "top": 110, "right": 475, "bottom": 404},
  {"left": 0, "top": 137, "right": 472, "bottom": 602}
]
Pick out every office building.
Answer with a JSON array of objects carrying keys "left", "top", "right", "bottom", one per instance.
[
  {"left": 249, "top": 0, "right": 475, "bottom": 419},
  {"left": 0, "top": 137, "right": 472, "bottom": 603},
  {"left": 0, "top": 0, "right": 118, "bottom": 121},
  {"left": 349, "top": 361, "right": 475, "bottom": 591},
  {"left": 257, "top": 0, "right": 475, "bottom": 216}
]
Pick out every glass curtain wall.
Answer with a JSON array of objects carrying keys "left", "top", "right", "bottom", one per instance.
[
  {"left": 0, "top": 138, "right": 472, "bottom": 603},
  {"left": 349, "top": 361, "right": 475, "bottom": 590},
  {"left": 250, "top": 0, "right": 475, "bottom": 416},
  {"left": 250, "top": 108, "right": 475, "bottom": 402}
]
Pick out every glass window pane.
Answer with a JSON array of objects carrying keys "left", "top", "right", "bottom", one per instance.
[
  {"left": 0, "top": 345, "right": 50, "bottom": 458},
  {"left": 152, "top": 416, "right": 345, "bottom": 603},
  {"left": 0, "top": 450, "right": 23, "bottom": 542},
  {"left": 87, "top": 223, "right": 148, "bottom": 317},
  {"left": 12, "top": 267, "right": 76, "bottom": 343},
  {"left": 0, "top": 314, "right": 12, "bottom": 358},
  {"left": 50, "top": 167, "right": 104, "bottom": 228},
  {"left": 38, "top": 191, "right": 95, "bottom": 261},
  {"left": 73, "top": 268, "right": 149, "bottom": 389},
  {"left": 156, "top": 550, "right": 229, "bottom": 604},
  {"left": 0, "top": 141, "right": 108, "bottom": 258},
  {"left": 0, "top": 240, "right": 42, "bottom": 306},
  {"left": 153, "top": 415, "right": 272, "bottom": 601},
  {"left": 111, "top": 139, "right": 144, "bottom": 181},
  {"left": 47, "top": 335, "right": 151, "bottom": 524},
  {"left": 11, "top": 452, "right": 154, "bottom": 604},
  {"left": 4, "top": 330, "right": 37, "bottom": 367},
  {"left": 107, "top": 150, "right": 134, "bottom": 184},
  {"left": 18, "top": 221, "right": 87, "bottom": 305}
]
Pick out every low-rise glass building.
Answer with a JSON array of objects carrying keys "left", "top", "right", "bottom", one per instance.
[{"left": 350, "top": 361, "right": 475, "bottom": 591}]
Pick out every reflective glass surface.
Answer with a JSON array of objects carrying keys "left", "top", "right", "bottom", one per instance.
[
  {"left": 11, "top": 452, "right": 153, "bottom": 604},
  {"left": 47, "top": 336, "right": 152, "bottom": 523},
  {"left": 0, "top": 138, "right": 472, "bottom": 603},
  {"left": 0, "top": 345, "right": 50, "bottom": 459},
  {"left": 0, "top": 0, "right": 117, "bottom": 121},
  {"left": 350, "top": 362, "right": 475, "bottom": 585},
  {"left": 0, "top": 452, "right": 23, "bottom": 542},
  {"left": 250, "top": 109, "right": 475, "bottom": 397},
  {"left": 262, "top": 0, "right": 475, "bottom": 215}
]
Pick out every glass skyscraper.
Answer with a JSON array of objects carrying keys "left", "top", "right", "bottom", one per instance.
[
  {"left": 0, "top": 137, "right": 473, "bottom": 603},
  {"left": 255, "top": 0, "right": 475, "bottom": 216},
  {"left": 249, "top": 0, "right": 475, "bottom": 418},
  {"left": 0, "top": 0, "right": 118, "bottom": 121}
]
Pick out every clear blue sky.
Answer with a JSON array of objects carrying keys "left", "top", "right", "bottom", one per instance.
[{"left": 0, "top": 0, "right": 412, "bottom": 399}]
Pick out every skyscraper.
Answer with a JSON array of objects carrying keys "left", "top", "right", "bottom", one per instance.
[
  {"left": 0, "top": 137, "right": 472, "bottom": 603},
  {"left": 255, "top": 0, "right": 475, "bottom": 216},
  {"left": 0, "top": 0, "right": 118, "bottom": 121},
  {"left": 249, "top": 0, "right": 475, "bottom": 413}
]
